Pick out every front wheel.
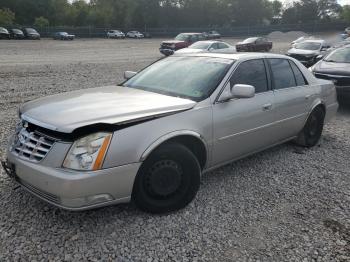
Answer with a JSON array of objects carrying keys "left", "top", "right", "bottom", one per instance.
[
  {"left": 132, "top": 143, "right": 201, "bottom": 213},
  {"left": 295, "top": 106, "right": 325, "bottom": 147}
]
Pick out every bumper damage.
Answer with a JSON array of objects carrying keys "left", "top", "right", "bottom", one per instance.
[{"left": 2, "top": 154, "right": 141, "bottom": 211}]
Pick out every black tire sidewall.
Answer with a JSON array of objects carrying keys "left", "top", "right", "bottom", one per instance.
[
  {"left": 303, "top": 107, "right": 325, "bottom": 147},
  {"left": 132, "top": 143, "right": 201, "bottom": 213}
]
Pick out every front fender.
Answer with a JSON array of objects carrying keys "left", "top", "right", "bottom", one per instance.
[{"left": 140, "top": 130, "right": 208, "bottom": 162}]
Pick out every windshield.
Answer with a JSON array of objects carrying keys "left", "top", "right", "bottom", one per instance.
[
  {"left": 175, "top": 34, "right": 190, "bottom": 41},
  {"left": 12, "top": 29, "right": 22, "bottom": 33},
  {"left": 26, "top": 28, "right": 37, "bottom": 34},
  {"left": 324, "top": 48, "right": 350, "bottom": 63},
  {"left": 60, "top": 32, "right": 68, "bottom": 35},
  {"left": 295, "top": 42, "right": 321, "bottom": 50},
  {"left": 243, "top": 38, "right": 258, "bottom": 43},
  {"left": 189, "top": 42, "right": 211, "bottom": 50},
  {"left": 0, "top": 27, "right": 8, "bottom": 33},
  {"left": 123, "top": 56, "right": 233, "bottom": 101}
]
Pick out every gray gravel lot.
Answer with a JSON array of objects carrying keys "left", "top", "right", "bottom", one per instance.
[{"left": 0, "top": 38, "right": 349, "bottom": 261}]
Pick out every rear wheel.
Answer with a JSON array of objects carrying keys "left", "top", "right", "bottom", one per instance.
[
  {"left": 132, "top": 143, "right": 201, "bottom": 213},
  {"left": 295, "top": 106, "right": 325, "bottom": 147}
]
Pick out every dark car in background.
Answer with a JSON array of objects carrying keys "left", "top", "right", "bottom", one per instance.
[
  {"left": 23, "top": 28, "right": 40, "bottom": 40},
  {"left": 53, "top": 32, "right": 75, "bottom": 40},
  {"left": 0, "top": 27, "right": 10, "bottom": 39},
  {"left": 311, "top": 46, "right": 350, "bottom": 103},
  {"left": 286, "top": 40, "right": 329, "bottom": 67},
  {"left": 142, "top": 32, "right": 152, "bottom": 38},
  {"left": 9, "top": 28, "right": 25, "bottom": 39},
  {"left": 204, "top": 31, "right": 221, "bottom": 39},
  {"left": 159, "top": 33, "right": 206, "bottom": 56},
  {"left": 236, "top": 37, "right": 272, "bottom": 52}
]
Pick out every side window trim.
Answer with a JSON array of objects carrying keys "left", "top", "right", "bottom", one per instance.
[{"left": 263, "top": 58, "right": 272, "bottom": 91}]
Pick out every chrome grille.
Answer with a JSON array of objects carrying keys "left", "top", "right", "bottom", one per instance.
[{"left": 11, "top": 127, "right": 55, "bottom": 162}]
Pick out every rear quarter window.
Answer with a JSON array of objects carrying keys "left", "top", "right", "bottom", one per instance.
[{"left": 289, "top": 60, "right": 308, "bottom": 86}]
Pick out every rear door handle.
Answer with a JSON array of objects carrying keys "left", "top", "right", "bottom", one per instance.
[
  {"left": 305, "top": 94, "right": 311, "bottom": 100},
  {"left": 262, "top": 103, "right": 272, "bottom": 111}
]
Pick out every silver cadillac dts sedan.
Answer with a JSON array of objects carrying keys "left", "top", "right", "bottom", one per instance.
[{"left": 2, "top": 53, "right": 338, "bottom": 213}]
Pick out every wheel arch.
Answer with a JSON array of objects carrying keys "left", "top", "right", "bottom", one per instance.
[
  {"left": 302, "top": 99, "right": 326, "bottom": 128},
  {"left": 140, "top": 131, "right": 208, "bottom": 170}
]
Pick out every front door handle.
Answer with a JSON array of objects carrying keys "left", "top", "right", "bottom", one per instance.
[{"left": 262, "top": 103, "right": 272, "bottom": 111}]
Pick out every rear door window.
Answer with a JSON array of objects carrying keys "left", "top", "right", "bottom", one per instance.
[
  {"left": 230, "top": 59, "right": 269, "bottom": 93},
  {"left": 269, "top": 59, "right": 296, "bottom": 90},
  {"left": 289, "top": 61, "right": 307, "bottom": 86}
]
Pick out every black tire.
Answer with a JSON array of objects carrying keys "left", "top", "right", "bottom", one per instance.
[
  {"left": 132, "top": 143, "right": 201, "bottom": 213},
  {"left": 295, "top": 106, "right": 325, "bottom": 147}
]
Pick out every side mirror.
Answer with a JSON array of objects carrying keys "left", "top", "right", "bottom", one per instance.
[
  {"left": 218, "top": 83, "right": 255, "bottom": 102},
  {"left": 124, "top": 71, "right": 137, "bottom": 80},
  {"left": 232, "top": 84, "right": 255, "bottom": 98}
]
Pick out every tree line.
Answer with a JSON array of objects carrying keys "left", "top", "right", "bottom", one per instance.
[{"left": 0, "top": 0, "right": 348, "bottom": 29}]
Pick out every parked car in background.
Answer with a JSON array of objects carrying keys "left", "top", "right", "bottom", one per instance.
[
  {"left": 345, "top": 27, "right": 350, "bottom": 36},
  {"left": 159, "top": 33, "right": 206, "bottom": 56},
  {"left": 53, "top": 32, "right": 75, "bottom": 40},
  {"left": 236, "top": 37, "right": 272, "bottom": 52},
  {"left": 107, "top": 30, "right": 125, "bottom": 39},
  {"left": 286, "top": 40, "right": 330, "bottom": 67},
  {"left": 310, "top": 46, "right": 350, "bottom": 103},
  {"left": 142, "top": 32, "right": 152, "bottom": 38},
  {"left": 23, "top": 28, "right": 40, "bottom": 40},
  {"left": 0, "top": 27, "right": 10, "bottom": 39},
  {"left": 126, "top": 31, "right": 144, "bottom": 38},
  {"left": 326, "top": 39, "right": 350, "bottom": 53},
  {"left": 175, "top": 40, "right": 235, "bottom": 54},
  {"left": 291, "top": 36, "right": 315, "bottom": 47},
  {"left": 9, "top": 28, "right": 25, "bottom": 39},
  {"left": 204, "top": 31, "right": 221, "bottom": 39},
  {"left": 2, "top": 53, "right": 338, "bottom": 213}
]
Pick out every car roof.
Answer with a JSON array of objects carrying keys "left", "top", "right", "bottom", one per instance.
[
  {"left": 180, "top": 33, "right": 203, "bottom": 35},
  {"left": 192, "top": 40, "right": 223, "bottom": 44},
  {"left": 302, "top": 39, "right": 324, "bottom": 43},
  {"left": 173, "top": 52, "right": 288, "bottom": 60}
]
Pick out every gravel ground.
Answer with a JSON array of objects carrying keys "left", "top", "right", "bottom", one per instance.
[{"left": 0, "top": 38, "right": 349, "bottom": 261}]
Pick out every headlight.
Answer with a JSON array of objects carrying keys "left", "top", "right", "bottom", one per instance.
[{"left": 63, "top": 132, "right": 112, "bottom": 171}]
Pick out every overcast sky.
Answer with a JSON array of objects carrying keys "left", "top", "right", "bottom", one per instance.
[
  {"left": 280, "top": 0, "right": 350, "bottom": 6},
  {"left": 69, "top": 0, "right": 350, "bottom": 6}
]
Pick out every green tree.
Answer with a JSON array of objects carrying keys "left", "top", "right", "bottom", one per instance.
[
  {"left": 341, "top": 5, "right": 350, "bottom": 22},
  {"left": 34, "top": 16, "right": 49, "bottom": 27},
  {"left": 0, "top": 8, "right": 15, "bottom": 26}
]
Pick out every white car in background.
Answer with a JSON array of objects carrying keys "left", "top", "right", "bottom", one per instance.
[
  {"left": 291, "top": 36, "right": 315, "bottom": 47},
  {"left": 107, "top": 30, "right": 125, "bottom": 39},
  {"left": 175, "top": 41, "right": 236, "bottom": 54},
  {"left": 126, "top": 31, "right": 144, "bottom": 38}
]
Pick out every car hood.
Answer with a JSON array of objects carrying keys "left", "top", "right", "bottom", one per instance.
[
  {"left": 20, "top": 86, "right": 196, "bottom": 133},
  {"left": 175, "top": 48, "right": 204, "bottom": 54},
  {"left": 162, "top": 40, "right": 186, "bottom": 45},
  {"left": 314, "top": 61, "right": 350, "bottom": 76},
  {"left": 287, "top": 48, "right": 319, "bottom": 55}
]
